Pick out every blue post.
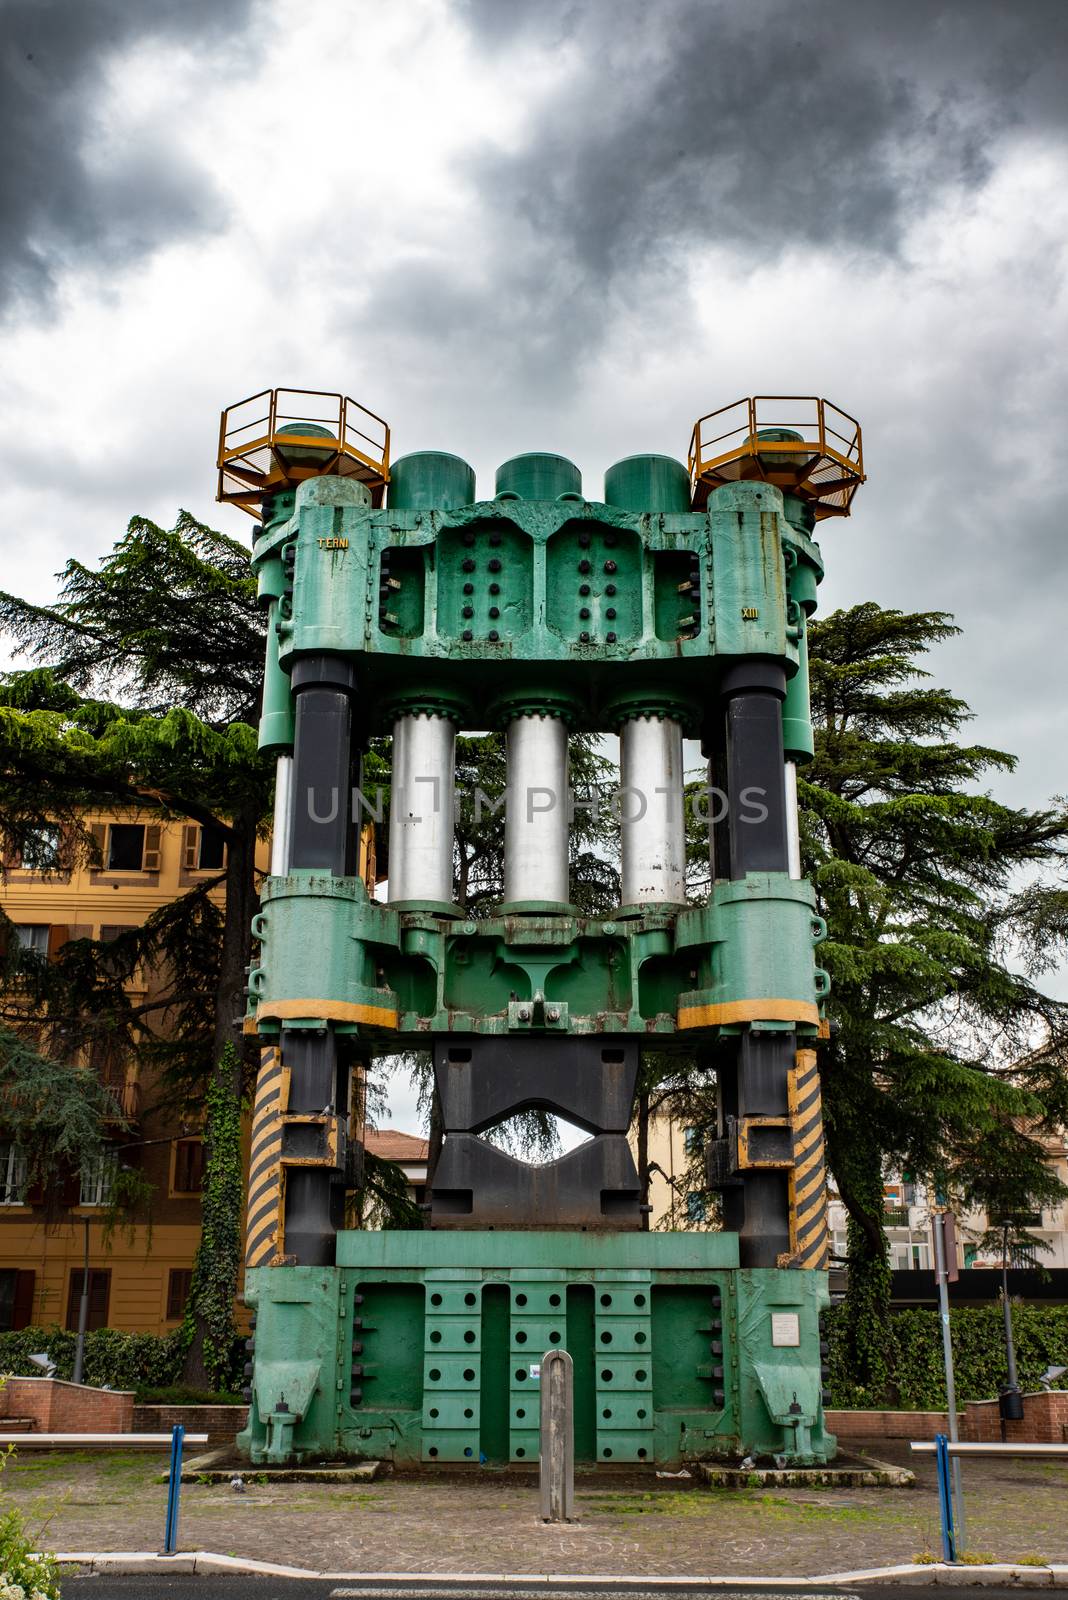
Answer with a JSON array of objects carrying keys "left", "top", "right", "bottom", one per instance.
[
  {"left": 934, "top": 1431, "right": 956, "bottom": 1563},
  {"left": 163, "top": 1423, "right": 185, "bottom": 1555}
]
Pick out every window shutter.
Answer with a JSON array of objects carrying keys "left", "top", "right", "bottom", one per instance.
[
  {"left": 62, "top": 1170, "right": 82, "bottom": 1209},
  {"left": 89, "top": 823, "right": 107, "bottom": 867},
  {"left": 166, "top": 1268, "right": 193, "bottom": 1320},
  {"left": 47, "top": 925, "right": 69, "bottom": 960},
  {"left": 183, "top": 824, "right": 199, "bottom": 871},
  {"left": 142, "top": 823, "right": 163, "bottom": 872},
  {"left": 12, "top": 1270, "right": 35, "bottom": 1331},
  {"left": 1, "top": 838, "right": 22, "bottom": 869}
]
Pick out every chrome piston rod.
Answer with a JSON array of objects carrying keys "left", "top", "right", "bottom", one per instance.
[
  {"left": 784, "top": 759, "right": 802, "bottom": 879},
  {"left": 270, "top": 754, "right": 293, "bottom": 876},
  {"left": 388, "top": 713, "right": 457, "bottom": 904},
  {"left": 619, "top": 715, "right": 686, "bottom": 904},
  {"left": 504, "top": 714, "right": 569, "bottom": 904}
]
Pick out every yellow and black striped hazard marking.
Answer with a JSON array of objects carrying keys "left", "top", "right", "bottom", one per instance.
[
  {"left": 245, "top": 1046, "right": 288, "bottom": 1269},
  {"left": 787, "top": 1048, "right": 829, "bottom": 1269}
]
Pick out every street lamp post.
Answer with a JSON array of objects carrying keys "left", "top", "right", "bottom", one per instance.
[{"left": 71, "top": 1216, "right": 91, "bottom": 1385}]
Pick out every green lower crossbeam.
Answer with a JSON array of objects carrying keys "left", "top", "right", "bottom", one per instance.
[{"left": 238, "top": 1231, "right": 834, "bottom": 1468}]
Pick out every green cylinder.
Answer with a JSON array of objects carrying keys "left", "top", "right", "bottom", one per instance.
[
  {"left": 389, "top": 451, "right": 476, "bottom": 511},
  {"left": 495, "top": 453, "right": 581, "bottom": 502},
  {"left": 274, "top": 420, "right": 337, "bottom": 469},
  {"left": 256, "top": 553, "right": 284, "bottom": 607},
  {"left": 259, "top": 604, "right": 295, "bottom": 752},
  {"left": 782, "top": 616, "right": 813, "bottom": 762},
  {"left": 781, "top": 492, "right": 816, "bottom": 539},
  {"left": 603, "top": 454, "right": 690, "bottom": 514}
]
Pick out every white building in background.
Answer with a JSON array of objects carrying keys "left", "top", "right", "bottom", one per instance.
[{"left": 827, "top": 1129, "right": 1068, "bottom": 1272}]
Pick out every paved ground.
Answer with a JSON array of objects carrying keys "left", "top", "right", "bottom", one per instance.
[
  {"left": 6, "top": 1440, "right": 1063, "bottom": 1580},
  {"left": 68, "top": 1586, "right": 1043, "bottom": 1600},
  {"left": 61, "top": 1586, "right": 1057, "bottom": 1600}
]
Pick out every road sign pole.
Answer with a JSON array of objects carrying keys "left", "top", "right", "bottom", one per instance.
[{"left": 932, "top": 1211, "right": 965, "bottom": 1552}]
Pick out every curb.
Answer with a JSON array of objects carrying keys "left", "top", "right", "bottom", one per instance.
[{"left": 52, "top": 1552, "right": 1068, "bottom": 1586}]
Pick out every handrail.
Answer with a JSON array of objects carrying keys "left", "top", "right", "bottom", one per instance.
[
  {"left": 216, "top": 386, "right": 390, "bottom": 512},
  {"left": 687, "top": 395, "right": 864, "bottom": 519},
  {"left": 0, "top": 1432, "right": 208, "bottom": 1447},
  {"left": 911, "top": 1440, "right": 1068, "bottom": 1456}
]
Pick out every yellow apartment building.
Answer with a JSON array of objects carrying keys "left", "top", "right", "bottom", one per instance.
[{"left": 0, "top": 811, "right": 268, "bottom": 1336}]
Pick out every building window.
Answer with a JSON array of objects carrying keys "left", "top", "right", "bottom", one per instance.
[
  {"left": 80, "top": 1153, "right": 116, "bottom": 1208},
  {"left": 0, "top": 1142, "right": 27, "bottom": 1205},
  {"left": 172, "top": 1138, "right": 205, "bottom": 1195},
  {"left": 107, "top": 824, "right": 147, "bottom": 871},
  {"left": 0, "top": 1269, "right": 36, "bottom": 1332},
  {"left": 21, "top": 824, "right": 61, "bottom": 871},
  {"left": 14, "top": 925, "right": 49, "bottom": 959},
  {"left": 197, "top": 825, "right": 227, "bottom": 871},
  {"left": 65, "top": 1269, "right": 111, "bottom": 1332},
  {"left": 685, "top": 1191, "right": 707, "bottom": 1223},
  {"left": 166, "top": 1268, "right": 194, "bottom": 1321},
  {"left": 683, "top": 1126, "right": 703, "bottom": 1158}
]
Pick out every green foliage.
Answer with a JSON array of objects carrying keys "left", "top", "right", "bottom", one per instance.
[
  {"left": 803, "top": 605, "right": 1068, "bottom": 1384},
  {"left": 0, "top": 1326, "right": 183, "bottom": 1388},
  {"left": 825, "top": 1302, "right": 1068, "bottom": 1410},
  {"left": 0, "top": 1025, "right": 128, "bottom": 1211},
  {"left": 133, "top": 1384, "right": 244, "bottom": 1406},
  {"left": 0, "top": 510, "right": 262, "bottom": 726},
  {"left": 180, "top": 1046, "right": 245, "bottom": 1390}
]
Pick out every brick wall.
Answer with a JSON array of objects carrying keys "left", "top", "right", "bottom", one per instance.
[
  {"left": 963, "top": 1390, "right": 1068, "bottom": 1443},
  {"left": 0, "top": 1377, "right": 134, "bottom": 1433},
  {"left": 132, "top": 1404, "right": 247, "bottom": 1447},
  {"left": 825, "top": 1408, "right": 959, "bottom": 1441}
]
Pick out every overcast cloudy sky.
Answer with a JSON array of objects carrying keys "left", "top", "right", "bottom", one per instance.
[{"left": 3, "top": 0, "right": 1067, "bottom": 1123}]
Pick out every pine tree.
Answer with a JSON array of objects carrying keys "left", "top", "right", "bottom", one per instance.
[
  {"left": 803, "top": 604, "right": 1068, "bottom": 1399},
  {"left": 0, "top": 513, "right": 271, "bottom": 1380}
]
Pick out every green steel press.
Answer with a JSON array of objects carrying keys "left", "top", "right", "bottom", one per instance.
[{"left": 220, "top": 387, "right": 865, "bottom": 1467}]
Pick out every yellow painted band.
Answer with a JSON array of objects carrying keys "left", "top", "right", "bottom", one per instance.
[
  {"left": 257, "top": 998, "right": 398, "bottom": 1028},
  {"left": 677, "top": 998, "right": 821, "bottom": 1029}
]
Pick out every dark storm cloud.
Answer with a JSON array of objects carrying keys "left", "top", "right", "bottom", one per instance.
[
  {"left": 0, "top": 0, "right": 259, "bottom": 314},
  {"left": 458, "top": 0, "right": 1068, "bottom": 274}
]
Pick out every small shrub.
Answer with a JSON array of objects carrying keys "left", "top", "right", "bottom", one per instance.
[{"left": 135, "top": 1386, "right": 243, "bottom": 1406}]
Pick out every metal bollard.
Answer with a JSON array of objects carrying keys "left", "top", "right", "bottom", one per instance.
[
  {"left": 539, "top": 1348, "right": 575, "bottom": 1523},
  {"left": 934, "top": 1432, "right": 956, "bottom": 1563},
  {"left": 163, "top": 1423, "right": 185, "bottom": 1554}
]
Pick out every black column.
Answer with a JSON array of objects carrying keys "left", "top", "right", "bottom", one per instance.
[
  {"left": 720, "top": 661, "right": 789, "bottom": 876},
  {"left": 710, "top": 662, "right": 794, "bottom": 1267},
  {"left": 282, "top": 653, "right": 357, "bottom": 1264},
  {"left": 288, "top": 654, "right": 358, "bottom": 875},
  {"left": 734, "top": 1031, "right": 793, "bottom": 1267}
]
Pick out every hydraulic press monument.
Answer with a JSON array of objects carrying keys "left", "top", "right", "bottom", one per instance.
[{"left": 221, "top": 388, "right": 864, "bottom": 1467}]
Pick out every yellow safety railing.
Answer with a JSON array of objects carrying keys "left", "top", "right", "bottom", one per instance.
[
  {"left": 688, "top": 396, "right": 863, "bottom": 519},
  {"left": 217, "top": 388, "right": 390, "bottom": 513}
]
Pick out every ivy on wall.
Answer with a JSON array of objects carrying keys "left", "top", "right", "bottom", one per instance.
[
  {"left": 179, "top": 1044, "right": 245, "bottom": 1391},
  {"left": 826, "top": 1303, "right": 1068, "bottom": 1410}
]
